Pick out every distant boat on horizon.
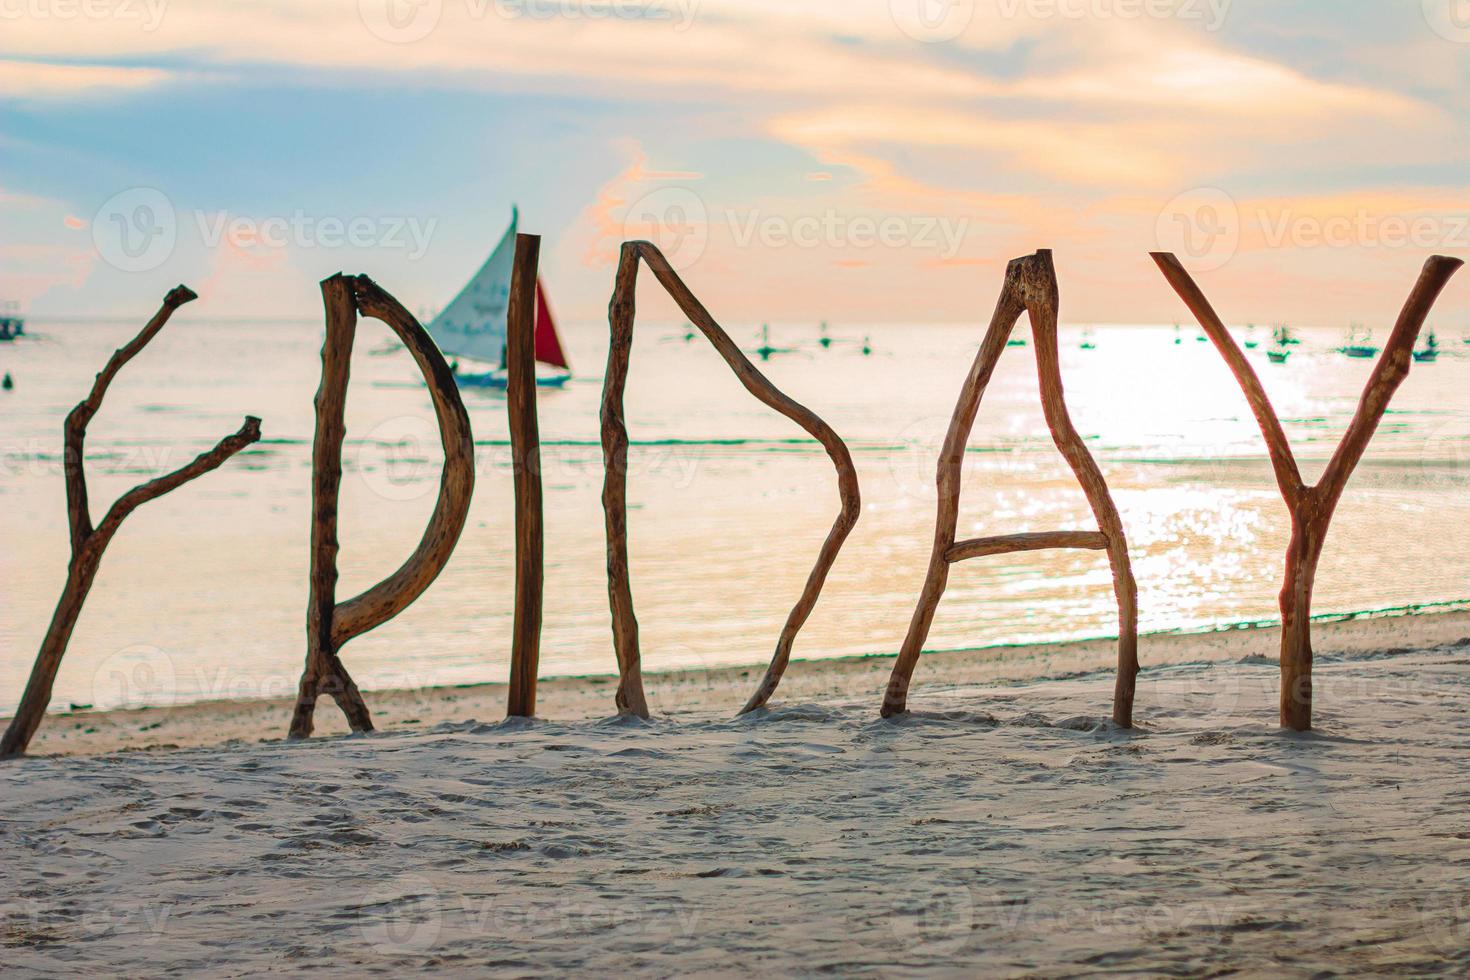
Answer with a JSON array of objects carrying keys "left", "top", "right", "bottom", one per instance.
[
  {"left": 1268, "top": 324, "right": 1292, "bottom": 363},
  {"left": 425, "top": 208, "right": 571, "bottom": 390},
  {"left": 755, "top": 324, "right": 795, "bottom": 362},
  {"left": 1339, "top": 323, "right": 1379, "bottom": 359},
  {"left": 1414, "top": 329, "right": 1440, "bottom": 363},
  {"left": 0, "top": 301, "right": 24, "bottom": 342}
]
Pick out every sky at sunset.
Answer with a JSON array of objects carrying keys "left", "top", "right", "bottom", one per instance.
[{"left": 3, "top": 0, "right": 1470, "bottom": 326}]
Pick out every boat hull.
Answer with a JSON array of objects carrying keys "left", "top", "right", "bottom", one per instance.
[{"left": 454, "top": 370, "right": 570, "bottom": 390}]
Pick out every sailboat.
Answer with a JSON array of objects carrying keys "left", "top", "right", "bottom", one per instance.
[
  {"left": 0, "top": 301, "right": 24, "bottom": 341},
  {"left": 1414, "top": 329, "right": 1440, "bottom": 363},
  {"left": 1267, "top": 324, "right": 1292, "bottom": 363},
  {"left": 425, "top": 209, "right": 571, "bottom": 389},
  {"left": 1338, "top": 323, "right": 1378, "bottom": 359},
  {"left": 754, "top": 324, "right": 795, "bottom": 362}
]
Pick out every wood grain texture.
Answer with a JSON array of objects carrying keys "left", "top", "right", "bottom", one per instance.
[
  {"left": 882, "top": 251, "right": 1139, "bottom": 727},
  {"left": 1, "top": 287, "right": 262, "bottom": 759},
  {"left": 289, "top": 273, "right": 476, "bottom": 739},
  {"left": 946, "top": 531, "right": 1107, "bottom": 563},
  {"left": 600, "top": 241, "right": 861, "bottom": 718},
  {"left": 1152, "top": 251, "right": 1462, "bottom": 730},
  {"left": 506, "top": 235, "right": 544, "bottom": 718}
]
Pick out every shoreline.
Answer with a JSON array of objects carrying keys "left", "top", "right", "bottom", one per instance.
[{"left": 12, "top": 602, "right": 1470, "bottom": 758}]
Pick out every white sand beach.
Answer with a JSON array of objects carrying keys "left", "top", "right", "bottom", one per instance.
[{"left": 4, "top": 613, "right": 1469, "bottom": 975}]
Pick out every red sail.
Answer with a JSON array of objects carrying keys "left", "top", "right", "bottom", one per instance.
[{"left": 533, "top": 278, "right": 571, "bottom": 371}]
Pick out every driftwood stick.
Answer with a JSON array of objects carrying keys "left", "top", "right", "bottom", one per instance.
[
  {"left": 330, "top": 277, "right": 477, "bottom": 646},
  {"left": 600, "top": 241, "right": 861, "bottom": 718},
  {"left": 946, "top": 531, "right": 1107, "bottom": 563},
  {"left": 289, "top": 273, "right": 475, "bottom": 739},
  {"left": 1026, "top": 251, "right": 1139, "bottom": 726},
  {"left": 883, "top": 251, "right": 1139, "bottom": 726},
  {"left": 1151, "top": 252, "right": 1462, "bottom": 730},
  {"left": 1, "top": 288, "right": 262, "bottom": 759},
  {"left": 506, "top": 234, "right": 544, "bottom": 718},
  {"left": 602, "top": 245, "right": 650, "bottom": 718},
  {"left": 882, "top": 266, "right": 1025, "bottom": 719}
]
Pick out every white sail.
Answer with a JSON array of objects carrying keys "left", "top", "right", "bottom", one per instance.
[{"left": 426, "top": 209, "right": 517, "bottom": 365}]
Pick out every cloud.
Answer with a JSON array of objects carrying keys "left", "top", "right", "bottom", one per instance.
[{"left": 0, "top": 59, "right": 171, "bottom": 99}]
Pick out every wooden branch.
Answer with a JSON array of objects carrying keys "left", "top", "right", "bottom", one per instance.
[
  {"left": 1, "top": 287, "right": 261, "bottom": 759},
  {"left": 946, "top": 531, "right": 1107, "bottom": 563},
  {"left": 94, "top": 418, "right": 261, "bottom": 541},
  {"left": 1150, "top": 253, "right": 1304, "bottom": 506},
  {"left": 288, "top": 273, "right": 476, "bottom": 739},
  {"left": 1152, "top": 252, "right": 1462, "bottom": 730},
  {"left": 506, "top": 235, "right": 544, "bottom": 718},
  {"left": 602, "top": 244, "right": 649, "bottom": 718},
  {"left": 329, "top": 277, "right": 477, "bottom": 646},
  {"left": 63, "top": 285, "right": 197, "bottom": 550},
  {"left": 600, "top": 241, "right": 861, "bottom": 718},
  {"left": 883, "top": 250, "right": 1139, "bottom": 727},
  {"left": 1026, "top": 250, "right": 1140, "bottom": 728}
]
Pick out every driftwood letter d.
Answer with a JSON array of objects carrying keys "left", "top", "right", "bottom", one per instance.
[{"left": 289, "top": 274, "right": 476, "bottom": 739}]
